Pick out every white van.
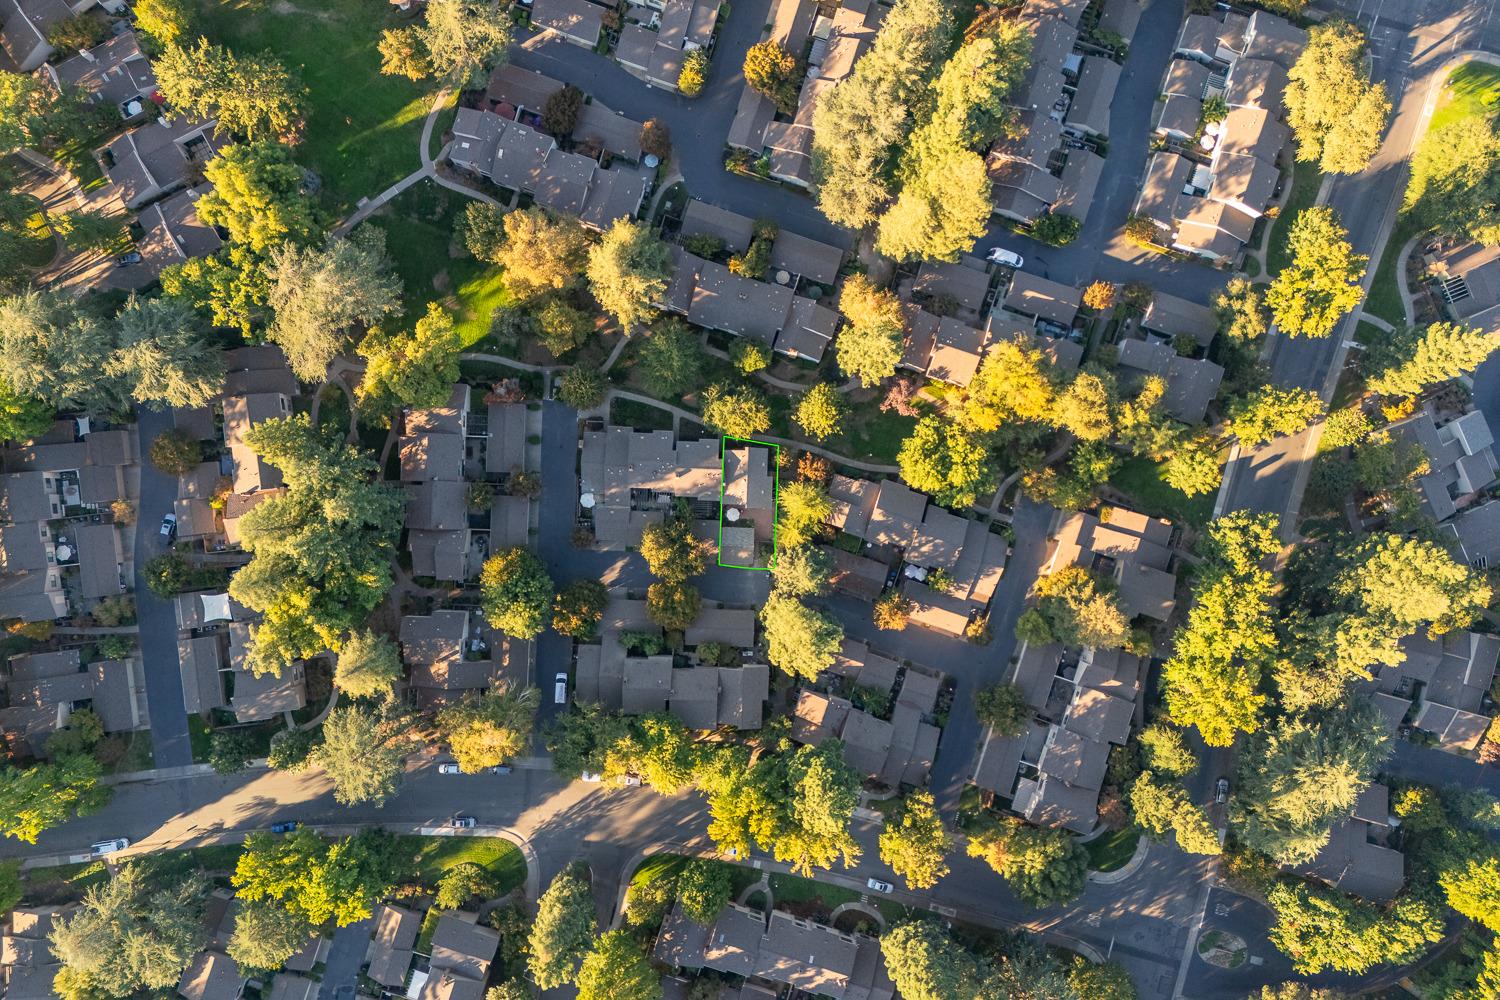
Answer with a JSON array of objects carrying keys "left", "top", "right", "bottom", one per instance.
[
  {"left": 554, "top": 672, "right": 568, "bottom": 705},
  {"left": 91, "top": 838, "right": 129, "bottom": 856}
]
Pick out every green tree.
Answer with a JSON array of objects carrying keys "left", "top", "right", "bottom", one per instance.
[
  {"left": 770, "top": 544, "right": 833, "bottom": 597},
  {"left": 199, "top": 141, "right": 317, "bottom": 251},
  {"left": 743, "top": 40, "right": 801, "bottom": 114},
  {"left": 332, "top": 630, "right": 402, "bottom": 701},
  {"left": 729, "top": 339, "right": 771, "bottom": 374},
  {"left": 109, "top": 295, "right": 226, "bottom": 410},
  {"left": 701, "top": 382, "right": 771, "bottom": 438},
  {"left": 794, "top": 382, "right": 845, "bottom": 440},
  {"left": 636, "top": 318, "right": 704, "bottom": 397},
  {"left": 378, "top": 26, "right": 431, "bottom": 80},
  {"left": 480, "top": 547, "right": 555, "bottom": 639},
  {"left": 0, "top": 754, "right": 108, "bottom": 843},
  {"left": 677, "top": 858, "right": 733, "bottom": 923},
  {"left": 576, "top": 929, "right": 661, "bottom": 1000},
  {"left": 419, "top": 0, "right": 513, "bottom": 87},
  {"left": 898, "top": 415, "right": 992, "bottom": 508},
  {"left": 314, "top": 706, "right": 408, "bottom": 807},
  {"left": 776, "top": 740, "right": 863, "bottom": 875},
  {"left": 530, "top": 864, "right": 596, "bottom": 989},
  {"left": 557, "top": 366, "right": 606, "bottom": 410},
  {"left": 1265, "top": 207, "right": 1366, "bottom": 337},
  {"left": 155, "top": 39, "right": 306, "bottom": 142},
  {"left": 1284, "top": 20, "right": 1391, "bottom": 174},
  {"left": 227, "top": 896, "right": 313, "bottom": 973},
  {"left": 0, "top": 377, "right": 52, "bottom": 444},
  {"left": 973, "top": 683, "right": 1029, "bottom": 737},
  {"left": 553, "top": 579, "right": 608, "bottom": 639},
  {"left": 0, "top": 290, "right": 127, "bottom": 415},
  {"left": 356, "top": 302, "right": 463, "bottom": 421},
  {"left": 541, "top": 84, "right": 583, "bottom": 136},
  {"left": 228, "top": 416, "right": 403, "bottom": 674},
  {"left": 1404, "top": 115, "right": 1500, "bottom": 245},
  {"left": 965, "top": 819, "right": 1087, "bottom": 907},
  {"left": 1266, "top": 880, "right": 1443, "bottom": 974},
  {"left": 1365, "top": 321, "right": 1500, "bottom": 397},
  {"left": 778, "top": 479, "right": 832, "bottom": 548},
  {"left": 0, "top": 859, "right": 20, "bottom": 915},
  {"left": 492, "top": 207, "right": 590, "bottom": 299},
  {"left": 640, "top": 508, "right": 707, "bottom": 581},
  {"left": 267, "top": 727, "right": 319, "bottom": 772},
  {"left": 1228, "top": 385, "right": 1326, "bottom": 445},
  {"left": 875, "top": 145, "right": 992, "bottom": 262},
  {"left": 835, "top": 274, "right": 906, "bottom": 387},
  {"left": 435, "top": 861, "right": 494, "bottom": 910},
  {"left": 760, "top": 592, "right": 843, "bottom": 681},
  {"left": 269, "top": 228, "right": 402, "bottom": 382},
  {"left": 1214, "top": 276, "right": 1270, "bottom": 342},
  {"left": 437, "top": 687, "right": 539, "bottom": 772},
  {"left": 1138, "top": 724, "right": 1197, "bottom": 778},
  {"left": 1067, "top": 957, "right": 1138, "bottom": 1000},
  {"left": 535, "top": 297, "right": 594, "bottom": 358},
  {"left": 1129, "top": 771, "right": 1221, "bottom": 854},
  {"left": 148, "top": 427, "right": 205, "bottom": 473},
  {"left": 879, "top": 919, "right": 981, "bottom": 1000},
  {"left": 646, "top": 580, "right": 701, "bottom": 630},
  {"left": 159, "top": 245, "right": 270, "bottom": 335},
  {"left": 1440, "top": 852, "right": 1500, "bottom": 933},
  {"left": 961, "top": 339, "right": 1058, "bottom": 432},
  {"left": 1031, "top": 212, "right": 1080, "bottom": 246},
  {"left": 132, "top": 0, "right": 194, "bottom": 47},
  {"left": 232, "top": 828, "right": 403, "bottom": 927},
  {"left": 209, "top": 729, "right": 256, "bottom": 774},
  {"left": 1162, "top": 436, "right": 1223, "bottom": 496},
  {"left": 1053, "top": 367, "right": 1116, "bottom": 441},
  {"left": 0, "top": 72, "right": 107, "bottom": 153},
  {"left": 878, "top": 790, "right": 951, "bottom": 889},
  {"left": 1031, "top": 566, "right": 1130, "bottom": 649},
  {"left": 677, "top": 49, "right": 709, "bottom": 96},
  {"left": 547, "top": 702, "right": 634, "bottom": 780},
  {"left": 50, "top": 209, "right": 127, "bottom": 253},
  {"left": 588, "top": 218, "right": 671, "bottom": 332}
]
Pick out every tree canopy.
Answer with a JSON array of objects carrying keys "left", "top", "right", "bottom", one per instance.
[
  {"left": 587, "top": 219, "right": 671, "bottom": 332},
  {"left": 835, "top": 274, "right": 906, "bottom": 386},
  {"left": 1284, "top": 20, "right": 1391, "bottom": 174},
  {"left": 1365, "top": 321, "right": 1500, "bottom": 397},
  {"left": 436, "top": 687, "right": 540, "bottom": 772},
  {"left": 232, "top": 828, "right": 403, "bottom": 927},
  {"left": 488, "top": 206, "right": 590, "bottom": 299},
  {"left": 878, "top": 790, "right": 952, "bottom": 888},
  {"left": 1265, "top": 207, "right": 1366, "bottom": 338},
  {"left": 530, "top": 864, "right": 596, "bottom": 989},
  {"left": 1404, "top": 115, "right": 1500, "bottom": 245},
  {"left": 154, "top": 39, "right": 305, "bottom": 142},
  {"left": 897, "top": 415, "right": 992, "bottom": 508},
  {"left": 313, "top": 706, "right": 409, "bottom": 806},
  {"left": 269, "top": 228, "right": 403, "bottom": 382},
  {"left": 761, "top": 592, "right": 844, "bottom": 680},
  {"left": 576, "top": 930, "right": 661, "bottom": 1000},
  {"left": 198, "top": 141, "right": 317, "bottom": 252},
  {"left": 355, "top": 302, "right": 463, "bottom": 421},
  {"left": 0, "top": 754, "right": 108, "bottom": 843},
  {"left": 480, "top": 547, "right": 555, "bottom": 639}
]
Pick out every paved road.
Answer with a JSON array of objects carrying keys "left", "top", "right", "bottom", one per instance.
[
  {"left": 132, "top": 407, "right": 193, "bottom": 769},
  {"left": 317, "top": 915, "right": 374, "bottom": 1000}
]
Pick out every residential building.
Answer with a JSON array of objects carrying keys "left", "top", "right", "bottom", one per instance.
[
  {"left": 417, "top": 911, "right": 500, "bottom": 1000},
  {"left": 530, "top": 0, "right": 606, "bottom": 47},
  {"left": 1002, "top": 271, "right": 1081, "bottom": 330},
  {"left": 1153, "top": 58, "right": 1209, "bottom": 140},
  {"left": 1389, "top": 407, "right": 1500, "bottom": 522},
  {"left": 98, "top": 114, "right": 226, "bottom": 210},
  {"left": 1366, "top": 629, "right": 1500, "bottom": 753},
  {"left": 616, "top": 0, "right": 720, "bottom": 89},
  {"left": 1041, "top": 508, "right": 1177, "bottom": 621},
  {"left": 42, "top": 28, "right": 157, "bottom": 121},
  {"left": 1141, "top": 291, "right": 1219, "bottom": 349},
  {"left": 663, "top": 249, "right": 842, "bottom": 362},
  {"left": 125, "top": 184, "right": 223, "bottom": 287},
  {"left": 721, "top": 442, "right": 775, "bottom": 567},
  {"left": 227, "top": 620, "right": 306, "bottom": 722},
  {"left": 0, "top": 649, "right": 149, "bottom": 757},
  {"left": 1292, "top": 784, "right": 1404, "bottom": 902},
  {"left": 222, "top": 348, "right": 296, "bottom": 496},
  {"left": 402, "top": 384, "right": 474, "bottom": 583},
  {"left": 1115, "top": 337, "right": 1224, "bottom": 424},
  {"left": 2, "top": 0, "right": 100, "bottom": 71},
  {"left": 1, "top": 905, "right": 73, "bottom": 1000},
  {"left": 399, "top": 610, "right": 529, "bottom": 708},
  {"left": 579, "top": 426, "right": 719, "bottom": 548},
  {"left": 1426, "top": 241, "right": 1500, "bottom": 336},
  {"left": 791, "top": 670, "right": 942, "bottom": 789},
  {"left": 366, "top": 904, "right": 422, "bottom": 990}
]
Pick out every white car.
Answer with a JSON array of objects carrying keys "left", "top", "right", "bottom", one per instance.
[
  {"left": 554, "top": 672, "right": 568, "bottom": 705},
  {"left": 451, "top": 815, "right": 477, "bottom": 829},
  {"left": 159, "top": 513, "right": 177, "bottom": 539},
  {"left": 621, "top": 775, "right": 642, "bottom": 787},
  {"left": 985, "top": 247, "right": 1025, "bottom": 268},
  {"left": 438, "top": 762, "right": 461, "bottom": 775},
  {"left": 91, "top": 838, "right": 129, "bottom": 856},
  {"left": 866, "top": 878, "right": 894, "bottom": 893},
  {"left": 580, "top": 771, "right": 603, "bottom": 783}
]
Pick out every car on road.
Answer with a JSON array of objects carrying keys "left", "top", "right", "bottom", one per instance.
[
  {"left": 985, "top": 247, "right": 1024, "bottom": 268},
  {"left": 438, "top": 762, "right": 461, "bottom": 774},
  {"left": 866, "top": 878, "right": 894, "bottom": 893},
  {"left": 160, "top": 513, "right": 177, "bottom": 540},
  {"left": 270, "top": 821, "right": 298, "bottom": 834},
  {"left": 487, "top": 765, "right": 512, "bottom": 775},
  {"left": 1215, "top": 777, "right": 1230, "bottom": 804},
  {"left": 580, "top": 771, "right": 602, "bottom": 783},
  {"left": 91, "top": 838, "right": 129, "bottom": 856},
  {"left": 451, "top": 815, "right": 476, "bottom": 828},
  {"left": 554, "top": 672, "right": 568, "bottom": 704}
]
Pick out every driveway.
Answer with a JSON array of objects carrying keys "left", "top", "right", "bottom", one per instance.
[{"left": 316, "top": 914, "right": 374, "bottom": 1000}]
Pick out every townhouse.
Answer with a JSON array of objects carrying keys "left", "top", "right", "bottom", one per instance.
[
  {"left": 398, "top": 607, "right": 533, "bottom": 709},
  {"left": 615, "top": 0, "right": 722, "bottom": 89},
  {"left": 0, "top": 647, "right": 149, "bottom": 756}
]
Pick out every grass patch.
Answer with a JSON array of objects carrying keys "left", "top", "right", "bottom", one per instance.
[
  {"left": 316, "top": 384, "right": 352, "bottom": 441},
  {"left": 416, "top": 906, "right": 442, "bottom": 953},
  {"left": 104, "top": 729, "right": 155, "bottom": 774},
  {"left": 395, "top": 834, "right": 528, "bottom": 896},
  {"left": 1109, "top": 455, "right": 1216, "bottom": 528},
  {"left": 1265, "top": 162, "right": 1324, "bottom": 277},
  {"left": 366, "top": 181, "right": 511, "bottom": 343},
  {"left": 1084, "top": 826, "right": 1141, "bottom": 873},
  {"left": 1432, "top": 61, "right": 1500, "bottom": 134},
  {"left": 187, "top": 715, "right": 213, "bottom": 764},
  {"left": 836, "top": 402, "right": 916, "bottom": 465},
  {"left": 1364, "top": 215, "right": 1418, "bottom": 327},
  {"left": 427, "top": 92, "right": 460, "bottom": 165},
  {"left": 9, "top": 195, "right": 56, "bottom": 268},
  {"left": 866, "top": 796, "right": 903, "bottom": 817},
  {"left": 198, "top": 0, "right": 444, "bottom": 216},
  {"left": 767, "top": 873, "right": 862, "bottom": 910},
  {"left": 611, "top": 396, "right": 675, "bottom": 431}
]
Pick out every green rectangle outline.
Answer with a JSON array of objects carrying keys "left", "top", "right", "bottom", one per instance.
[{"left": 717, "top": 435, "right": 779, "bottom": 571}]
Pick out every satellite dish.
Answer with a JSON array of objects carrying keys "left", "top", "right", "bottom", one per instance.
[
  {"left": 580, "top": 492, "right": 596, "bottom": 509},
  {"left": 725, "top": 508, "right": 741, "bottom": 522}
]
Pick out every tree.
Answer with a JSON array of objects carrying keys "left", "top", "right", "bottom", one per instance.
[
  {"left": 159, "top": 245, "right": 270, "bottom": 335},
  {"left": 1138, "top": 724, "right": 1197, "bottom": 778},
  {"left": 640, "top": 509, "right": 707, "bottom": 581},
  {"left": 0, "top": 860, "right": 19, "bottom": 915},
  {"left": 481, "top": 547, "right": 555, "bottom": 639},
  {"left": 835, "top": 274, "right": 905, "bottom": 386},
  {"left": 49, "top": 862, "right": 207, "bottom": 995},
  {"left": 535, "top": 297, "right": 594, "bottom": 358},
  {"left": 0, "top": 72, "right": 107, "bottom": 154},
  {"left": 744, "top": 40, "right": 801, "bottom": 114},
  {"left": 880, "top": 919, "right": 980, "bottom": 1000},
  {"left": 1083, "top": 281, "right": 1116, "bottom": 311},
  {"left": 1265, "top": 207, "right": 1366, "bottom": 338},
  {"left": 492, "top": 207, "right": 590, "bottom": 299},
  {"left": 1228, "top": 385, "right": 1326, "bottom": 446},
  {"left": 677, "top": 49, "right": 709, "bottom": 96},
  {"left": 810, "top": 0, "right": 955, "bottom": 229},
  {"left": 965, "top": 819, "right": 1088, "bottom": 906},
  {"left": 356, "top": 302, "right": 463, "bottom": 420},
  {"left": 697, "top": 383, "right": 768, "bottom": 439},
  {"left": 1365, "top": 321, "right": 1500, "bottom": 397},
  {"left": 1053, "top": 368, "right": 1115, "bottom": 442},
  {"left": 155, "top": 39, "right": 305, "bottom": 142},
  {"left": 541, "top": 84, "right": 583, "bottom": 136},
  {"left": 1031, "top": 213, "right": 1080, "bottom": 246},
  {"left": 435, "top": 862, "right": 494, "bottom": 910},
  {"left": 199, "top": 141, "right": 317, "bottom": 251},
  {"left": 973, "top": 683, "right": 1029, "bottom": 737},
  {"left": 1232, "top": 699, "right": 1391, "bottom": 864},
  {"left": 554, "top": 579, "right": 608, "bottom": 639},
  {"left": 209, "top": 730, "right": 256, "bottom": 774},
  {"left": 647, "top": 580, "right": 701, "bottom": 631},
  {"left": 267, "top": 727, "right": 319, "bottom": 771},
  {"left": 1440, "top": 852, "right": 1500, "bottom": 933},
  {"left": 588, "top": 219, "right": 672, "bottom": 332},
  {"left": 314, "top": 706, "right": 408, "bottom": 806},
  {"left": 576, "top": 929, "right": 661, "bottom": 1000},
  {"left": 228, "top": 416, "right": 403, "bottom": 674},
  {"left": 1129, "top": 771, "right": 1221, "bottom": 854},
  {"left": 1404, "top": 115, "right": 1500, "bottom": 245},
  {"left": 875, "top": 145, "right": 991, "bottom": 262},
  {"left": 419, "top": 0, "right": 513, "bottom": 87},
  {"left": 677, "top": 859, "right": 733, "bottom": 923},
  {"left": 436, "top": 686, "right": 539, "bottom": 771},
  {"left": 557, "top": 366, "right": 606, "bottom": 410},
  {"left": 132, "top": 0, "right": 194, "bottom": 47},
  {"left": 530, "top": 864, "right": 596, "bottom": 989},
  {"left": 795, "top": 382, "right": 846, "bottom": 440},
  {"left": 878, "top": 790, "right": 951, "bottom": 889},
  {"left": 268, "top": 229, "right": 402, "bottom": 382},
  {"left": 1266, "top": 880, "right": 1443, "bottom": 975},
  {"left": 233, "top": 828, "right": 403, "bottom": 927},
  {"left": 898, "top": 415, "right": 992, "bottom": 508},
  {"left": 640, "top": 118, "right": 671, "bottom": 160},
  {"left": 50, "top": 209, "right": 126, "bottom": 253},
  {"left": 1031, "top": 566, "right": 1130, "bottom": 649},
  {"left": 770, "top": 544, "right": 832, "bottom": 597},
  {"left": 0, "top": 290, "right": 127, "bottom": 415},
  {"left": 776, "top": 741, "right": 863, "bottom": 874},
  {"left": 1257, "top": 987, "right": 1348, "bottom": 1000},
  {"left": 148, "top": 427, "right": 204, "bottom": 475},
  {"left": 636, "top": 318, "right": 704, "bottom": 397},
  {"left": 1284, "top": 20, "right": 1391, "bottom": 174},
  {"left": 874, "top": 591, "right": 913, "bottom": 630},
  {"left": 0, "top": 754, "right": 108, "bottom": 843},
  {"left": 0, "top": 377, "right": 52, "bottom": 444},
  {"left": 961, "top": 339, "right": 1058, "bottom": 432},
  {"left": 778, "top": 479, "right": 831, "bottom": 548},
  {"left": 378, "top": 26, "right": 431, "bottom": 80},
  {"left": 227, "top": 897, "right": 313, "bottom": 973},
  {"left": 547, "top": 703, "right": 634, "bottom": 780},
  {"left": 761, "top": 592, "right": 843, "bottom": 681},
  {"left": 1162, "top": 436, "right": 1223, "bottom": 496},
  {"left": 1067, "top": 958, "right": 1138, "bottom": 1000},
  {"left": 109, "top": 295, "right": 225, "bottom": 410}
]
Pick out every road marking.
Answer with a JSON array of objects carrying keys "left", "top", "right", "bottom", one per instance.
[{"left": 1172, "top": 878, "right": 1216, "bottom": 1000}]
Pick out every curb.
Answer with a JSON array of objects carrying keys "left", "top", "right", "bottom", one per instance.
[{"left": 1086, "top": 833, "right": 1150, "bottom": 885}]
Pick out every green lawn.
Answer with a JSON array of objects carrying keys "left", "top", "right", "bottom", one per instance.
[
  {"left": 197, "top": 0, "right": 443, "bottom": 216},
  {"left": 1084, "top": 826, "right": 1141, "bottom": 873},
  {"left": 187, "top": 715, "right": 213, "bottom": 764},
  {"left": 768, "top": 873, "right": 862, "bottom": 910},
  {"left": 396, "top": 834, "right": 528, "bottom": 895},
  {"left": 1109, "top": 455, "right": 1216, "bottom": 528},
  {"left": 1431, "top": 61, "right": 1500, "bottom": 134},
  {"left": 1364, "top": 215, "right": 1417, "bottom": 327},
  {"left": 1265, "top": 162, "right": 1324, "bottom": 276},
  {"left": 365, "top": 181, "right": 512, "bottom": 345}
]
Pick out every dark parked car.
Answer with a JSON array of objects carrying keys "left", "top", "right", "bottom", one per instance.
[{"left": 270, "top": 820, "right": 298, "bottom": 834}]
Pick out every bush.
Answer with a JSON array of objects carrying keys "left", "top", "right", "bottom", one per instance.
[
  {"left": 678, "top": 50, "right": 709, "bottom": 96},
  {"left": 267, "top": 728, "right": 319, "bottom": 771},
  {"left": 149, "top": 429, "right": 203, "bottom": 475},
  {"left": 1031, "top": 213, "right": 1080, "bottom": 246},
  {"left": 143, "top": 552, "right": 228, "bottom": 597},
  {"left": 97, "top": 635, "right": 134, "bottom": 659},
  {"left": 639, "top": 119, "right": 672, "bottom": 160},
  {"left": 557, "top": 368, "right": 606, "bottom": 410},
  {"left": 209, "top": 730, "right": 256, "bottom": 774}
]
